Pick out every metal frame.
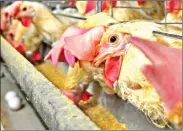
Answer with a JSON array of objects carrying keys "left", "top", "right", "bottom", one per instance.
[
  {"left": 1, "top": 1, "right": 182, "bottom": 129},
  {"left": 53, "top": 0, "right": 182, "bottom": 39},
  {"left": 107, "top": 0, "right": 182, "bottom": 33}
]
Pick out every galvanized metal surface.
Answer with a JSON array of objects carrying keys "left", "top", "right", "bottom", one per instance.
[
  {"left": 1, "top": 64, "right": 46, "bottom": 130},
  {"left": 55, "top": 62, "right": 169, "bottom": 130},
  {"left": 0, "top": 36, "right": 99, "bottom": 130},
  {"left": 98, "top": 91, "right": 167, "bottom": 130}
]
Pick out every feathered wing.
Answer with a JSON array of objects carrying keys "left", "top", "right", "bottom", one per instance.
[
  {"left": 77, "top": 12, "right": 117, "bottom": 28},
  {"left": 65, "top": 62, "right": 88, "bottom": 89},
  {"left": 14, "top": 21, "right": 29, "bottom": 42},
  {"left": 36, "top": 63, "right": 66, "bottom": 90}
]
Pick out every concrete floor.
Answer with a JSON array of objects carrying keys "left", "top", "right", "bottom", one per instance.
[{"left": 1, "top": 63, "right": 47, "bottom": 130}]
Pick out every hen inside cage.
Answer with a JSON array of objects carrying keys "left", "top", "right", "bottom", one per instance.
[{"left": 0, "top": 0, "right": 182, "bottom": 130}]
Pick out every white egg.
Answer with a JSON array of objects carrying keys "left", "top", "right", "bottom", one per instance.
[
  {"left": 8, "top": 97, "right": 22, "bottom": 111},
  {"left": 5, "top": 91, "right": 17, "bottom": 102}
]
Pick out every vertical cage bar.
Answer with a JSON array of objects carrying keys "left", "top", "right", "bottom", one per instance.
[
  {"left": 110, "top": 0, "right": 114, "bottom": 17},
  {"left": 96, "top": 0, "right": 102, "bottom": 13},
  {"left": 164, "top": 0, "right": 167, "bottom": 30}
]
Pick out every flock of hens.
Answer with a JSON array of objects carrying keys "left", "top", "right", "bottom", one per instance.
[{"left": 1, "top": 0, "right": 182, "bottom": 130}]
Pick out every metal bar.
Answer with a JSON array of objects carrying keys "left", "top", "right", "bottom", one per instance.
[
  {"left": 164, "top": 0, "right": 167, "bottom": 30},
  {"left": 157, "top": 22, "right": 182, "bottom": 24},
  {"left": 108, "top": 0, "right": 181, "bottom": 1},
  {"left": 33, "top": 0, "right": 183, "bottom": 1},
  {"left": 62, "top": 0, "right": 181, "bottom": 1},
  {"left": 114, "top": 6, "right": 182, "bottom": 10},
  {"left": 110, "top": 0, "right": 114, "bottom": 18},
  {"left": 54, "top": 13, "right": 87, "bottom": 20},
  {"left": 114, "top": 6, "right": 152, "bottom": 9},
  {"left": 96, "top": 0, "right": 102, "bottom": 13},
  {"left": 152, "top": 31, "right": 183, "bottom": 40},
  {"left": 0, "top": 36, "right": 100, "bottom": 130},
  {"left": 108, "top": 21, "right": 182, "bottom": 25}
]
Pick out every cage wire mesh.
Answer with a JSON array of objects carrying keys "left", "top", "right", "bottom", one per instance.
[
  {"left": 49, "top": 0, "right": 182, "bottom": 39},
  {"left": 0, "top": 1, "right": 182, "bottom": 129}
]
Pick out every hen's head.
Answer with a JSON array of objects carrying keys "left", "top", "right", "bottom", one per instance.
[
  {"left": 15, "top": 2, "right": 35, "bottom": 27},
  {"left": 45, "top": 24, "right": 130, "bottom": 89},
  {"left": 1, "top": 1, "right": 22, "bottom": 31},
  {"left": 92, "top": 27, "right": 130, "bottom": 88},
  {"left": 45, "top": 19, "right": 165, "bottom": 90}
]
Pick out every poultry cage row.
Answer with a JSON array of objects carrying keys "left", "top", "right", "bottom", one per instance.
[
  {"left": 56, "top": 0, "right": 182, "bottom": 38},
  {"left": 1, "top": 0, "right": 182, "bottom": 130}
]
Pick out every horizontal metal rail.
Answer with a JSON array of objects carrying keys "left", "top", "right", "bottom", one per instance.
[{"left": 54, "top": 13, "right": 87, "bottom": 20}]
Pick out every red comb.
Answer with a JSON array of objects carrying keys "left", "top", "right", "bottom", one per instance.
[
  {"left": 167, "top": 0, "right": 181, "bottom": 14},
  {"left": 137, "top": 0, "right": 146, "bottom": 6},
  {"left": 69, "top": 1, "right": 76, "bottom": 6}
]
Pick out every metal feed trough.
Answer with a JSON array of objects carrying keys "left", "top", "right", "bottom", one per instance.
[{"left": 1, "top": 37, "right": 99, "bottom": 130}]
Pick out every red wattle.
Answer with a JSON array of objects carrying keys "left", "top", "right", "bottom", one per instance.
[
  {"left": 31, "top": 51, "right": 41, "bottom": 62},
  {"left": 21, "top": 17, "right": 32, "bottom": 27},
  {"left": 104, "top": 56, "right": 123, "bottom": 88},
  {"left": 80, "top": 91, "right": 92, "bottom": 101}
]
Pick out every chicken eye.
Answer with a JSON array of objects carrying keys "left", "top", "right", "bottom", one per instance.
[
  {"left": 22, "top": 7, "right": 27, "bottom": 11},
  {"left": 109, "top": 35, "right": 119, "bottom": 45},
  {"left": 9, "top": 33, "right": 14, "bottom": 38}
]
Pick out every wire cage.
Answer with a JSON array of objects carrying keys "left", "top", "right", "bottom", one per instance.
[
  {"left": 0, "top": 1, "right": 182, "bottom": 130},
  {"left": 50, "top": 0, "right": 182, "bottom": 39}
]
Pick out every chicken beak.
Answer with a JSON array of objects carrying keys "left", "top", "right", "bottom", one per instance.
[
  {"left": 15, "top": 10, "right": 35, "bottom": 27},
  {"left": 94, "top": 35, "right": 130, "bottom": 88},
  {"left": 27, "top": 11, "right": 36, "bottom": 17}
]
